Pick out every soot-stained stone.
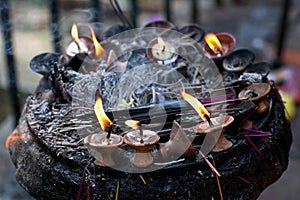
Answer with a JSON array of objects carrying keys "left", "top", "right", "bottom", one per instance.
[{"left": 7, "top": 87, "right": 292, "bottom": 200}]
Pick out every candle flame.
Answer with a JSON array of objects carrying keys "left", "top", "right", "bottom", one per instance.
[
  {"left": 71, "top": 23, "right": 85, "bottom": 50},
  {"left": 204, "top": 33, "right": 223, "bottom": 54},
  {"left": 88, "top": 25, "right": 105, "bottom": 58},
  {"left": 180, "top": 90, "right": 211, "bottom": 121},
  {"left": 125, "top": 120, "right": 140, "bottom": 129},
  {"left": 94, "top": 97, "right": 112, "bottom": 131},
  {"left": 157, "top": 37, "right": 165, "bottom": 49}
]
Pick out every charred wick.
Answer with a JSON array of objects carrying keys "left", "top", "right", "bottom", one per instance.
[
  {"left": 205, "top": 114, "right": 214, "bottom": 127},
  {"left": 139, "top": 125, "right": 144, "bottom": 144}
]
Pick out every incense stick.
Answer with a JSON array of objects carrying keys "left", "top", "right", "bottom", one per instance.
[
  {"left": 243, "top": 129, "right": 272, "bottom": 135},
  {"left": 139, "top": 175, "right": 147, "bottom": 185},
  {"left": 199, "top": 151, "right": 221, "bottom": 177},
  {"left": 212, "top": 159, "right": 223, "bottom": 200},
  {"left": 115, "top": 181, "right": 120, "bottom": 200},
  {"left": 239, "top": 106, "right": 258, "bottom": 125},
  {"left": 246, "top": 137, "right": 262, "bottom": 156}
]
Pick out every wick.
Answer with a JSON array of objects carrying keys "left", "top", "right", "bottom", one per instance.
[
  {"left": 162, "top": 45, "right": 166, "bottom": 52},
  {"left": 214, "top": 47, "right": 223, "bottom": 57},
  {"left": 139, "top": 125, "right": 144, "bottom": 144},
  {"left": 74, "top": 40, "right": 82, "bottom": 52},
  {"left": 204, "top": 114, "right": 214, "bottom": 127},
  {"left": 106, "top": 123, "right": 114, "bottom": 142}
]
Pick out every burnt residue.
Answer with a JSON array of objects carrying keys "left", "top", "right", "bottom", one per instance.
[{"left": 8, "top": 86, "right": 292, "bottom": 200}]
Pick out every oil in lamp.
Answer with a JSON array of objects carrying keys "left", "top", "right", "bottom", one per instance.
[
  {"left": 180, "top": 90, "right": 234, "bottom": 152},
  {"left": 222, "top": 49, "right": 255, "bottom": 73},
  {"left": 238, "top": 83, "right": 271, "bottom": 114},
  {"left": 146, "top": 37, "right": 178, "bottom": 65},
  {"left": 124, "top": 120, "right": 160, "bottom": 168},
  {"left": 84, "top": 97, "right": 123, "bottom": 167},
  {"left": 204, "top": 32, "right": 236, "bottom": 59}
]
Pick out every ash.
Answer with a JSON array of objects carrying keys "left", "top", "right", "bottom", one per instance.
[{"left": 239, "top": 72, "right": 263, "bottom": 83}]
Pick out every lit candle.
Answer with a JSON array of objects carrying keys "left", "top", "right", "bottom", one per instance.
[
  {"left": 65, "top": 23, "right": 105, "bottom": 59},
  {"left": 204, "top": 32, "right": 236, "bottom": 59},
  {"left": 146, "top": 37, "right": 178, "bottom": 65},
  {"left": 125, "top": 120, "right": 144, "bottom": 143},
  {"left": 180, "top": 90, "right": 212, "bottom": 126},
  {"left": 124, "top": 120, "right": 160, "bottom": 168},
  {"left": 205, "top": 33, "right": 223, "bottom": 55},
  {"left": 88, "top": 25, "right": 106, "bottom": 59},
  {"left": 65, "top": 23, "right": 93, "bottom": 57},
  {"left": 180, "top": 90, "right": 233, "bottom": 152},
  {"left": 94, "top": 97, "right": 114, "bottom": 142},
  {"left": 83, "top": 97, "right": 123, "bottom": 167}
]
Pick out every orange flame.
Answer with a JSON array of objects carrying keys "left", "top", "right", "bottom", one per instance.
[
  {"left": 94, "top": 97, "right": 112, "bottom": 131},
  {"left": 180, "top": 90, "right": 211, "bottom": 121},
  {"left": 71, "top": 23, "right": 85, "bottom": 50},
  {"left": 88, "top": 25, "right": 105, "bottom": 58},
  {"left": 204, "top": 33, "right": 223, "bottom": 54},
  {"left": 125, "top": 120, "right": 140, "bottom": 129},
  {"left": 157, "top": 37, "right": 165, "bottom": 49}
]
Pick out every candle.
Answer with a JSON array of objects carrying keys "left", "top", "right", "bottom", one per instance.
[
  {"left": 180, "top": 89, "right": 211, "bottom": 125},
  {"left": 180, "top": 90, "right": 233, "bottom": 152},
  {"left": 204, "top": 32, "right": 236, "bottom": 59},
  {"left": 65, "top": 23, "right": 94, "bottom": 57},
  {"left": 84, "top": 97, "right": 123, "bottom": 167},
  {"left": 94, "top": 97, "right": 114, "bottom": 141},
  {"left": 88, "top": 25, "right": 106, "bottom": 59},
  {"left": 125, "top": 120, "right": 144, "bottom": 143},
  {"left": 65, "top": 23, "right": 105, "bottom": 59},
  {"left": 146, "top": 37, "right": 178, "bottom": 65}
]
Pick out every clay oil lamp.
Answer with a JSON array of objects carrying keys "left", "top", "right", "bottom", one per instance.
[
  {"left": 146, "top": 37, "right": 178, "bottom": 65},
  {"left": 84, "top": 97, "right": 123, "bottom": 167},
  {"left": 65, "top": 23, "right": 94, "bottom": 57},
  {"left": 244, "top": 62, "right": 271, "bottom": 79},
  {"left": 160, "top": 121, "right": 196, "bottom": 160},
  {"left": 124, "top": 120, "right": 160, "bottom": 168},
  {"left": 204, "top": 32, "right": 236, "bottom": 59},
  {"left": 29, "top": 52, "right": 62, "bottom": 76},
  {"left": 65, "top": 23, "right": 105, "bottom": 59},
  {"left": 238, "top": 83, "right": 271, "bottom": 114},
  {"left": 223, "top": 49, "right": 255, "bottom": 73},
  {"left": 180, "top": 90, "right": 234, "bottom": 152},
  {"left": 178, "top": 24, "right": 205, "bottom": 42}
]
